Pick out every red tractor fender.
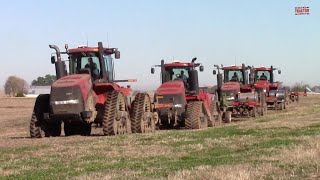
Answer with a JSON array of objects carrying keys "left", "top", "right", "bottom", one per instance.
[{"left": 93, "top": 82, "right": 131, "bottom": 105}]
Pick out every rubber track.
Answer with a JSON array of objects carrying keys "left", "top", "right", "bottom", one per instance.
[
  {"left": 185, "top": 101, "right": 202, "bottom": 129},
  {"left": 131, "top": 93, "right": 148, "bottom": 133},
  {"left": 102, "top": 91, "right": 120, "bottom": 135}
]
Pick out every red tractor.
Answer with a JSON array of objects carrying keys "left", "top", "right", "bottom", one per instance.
[
  {"left": 150, "top": 58, "right": 221, "bottom": 129},
  {"left": 289, "top": 92, "right": 300, "bottom": 102},
  {"left": 213, "top": 64, "right": 266, "bottom": 123},
  {"left": 253, "top": 66, "right": 287, "bottom": 110},
  {"left": 30, "top": 42, "right": 155, "bottom": 138}
]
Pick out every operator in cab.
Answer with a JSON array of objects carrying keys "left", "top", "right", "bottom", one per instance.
[{"left": 231, "top": 72, "right": 239, "bottom": 81}]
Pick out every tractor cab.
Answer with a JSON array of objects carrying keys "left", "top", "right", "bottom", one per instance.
[
  {"left": 50, "top": 42, "right": 120, "bottom": 83},
  {"left": 254, "top": 66, "right": 280, "bottom": 83},
  {"left": 151, "top": 58, "right": 204, "bottom": 95},
  {"left": 221, "top": 64, "right": 250, "bottom": 93},
  {"left": 222, "top": 65, "right": 247, "bottom": 84},
  {"left": 254, "top": 66, "right": 281, "bottom": 90},
  {"left": 213, "top": 64, "right": 251, "bottom": 105}
]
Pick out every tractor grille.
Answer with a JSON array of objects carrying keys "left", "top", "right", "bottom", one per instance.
[
  {"left": 50, "top": 86, "right": 84, "bottom": 115},
  {"left": 156, "top": 94, "right": 186, "bottom": 115}
]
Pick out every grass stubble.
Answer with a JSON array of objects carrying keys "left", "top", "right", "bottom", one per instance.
[{"left": 0, "top": 95, "right": 320, "bottom": 179}]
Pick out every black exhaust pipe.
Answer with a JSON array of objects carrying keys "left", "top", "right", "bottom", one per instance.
[
  {"left": 248, "top": 66, "right": 255, "bottom": 85},
  {"left": 161, "top": 60, "right": 166, "bottom": 84},
  {"left": 98, "top": 42, "right": 110, "bottom": 82},
  {"left": 217, "top": 73, "right": 223, "bottom": 102},
  {"left": 242, "top": 63, "right": 247, "bottom": 85},
  {"left": 270, "top": 65, "right": 274, "bottom": 83},
  {"left": 49, "top": 45, "right": 65, "bottom": 80}
]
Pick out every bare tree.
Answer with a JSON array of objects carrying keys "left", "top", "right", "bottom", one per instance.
[
  {"left": 4, "top": 76, "right": 28, "bottom": 97},
  {"left": 291, "top": 82, "right": 310, "bottom": 92}
]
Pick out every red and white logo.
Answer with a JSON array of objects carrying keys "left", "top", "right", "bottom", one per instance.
[{"left": 295, "top": 6, "right": 310, "bottom": 15}]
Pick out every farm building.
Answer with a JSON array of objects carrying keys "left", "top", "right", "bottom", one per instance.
[{"left": 25, "top": 86, "right": 51, "bottom": 98}]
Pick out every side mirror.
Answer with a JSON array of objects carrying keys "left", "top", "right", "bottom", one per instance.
[
  {"left": 151, "top": 67, "right": 155, "bottom": 74},
  {"left": 115, "top": 50, "right": 120, "bottom": 59},
  {"left": 51, "top": 56, "right": 56, "bottom": 64},
  {"left": 213, "top": 70, "right": 217, "bottom": 75},
  {"left": 278, "top": 70, "right": 281, "bottom": 74},
  {"left": 199, "top": 66, "right": 204, "bottom": 72}
]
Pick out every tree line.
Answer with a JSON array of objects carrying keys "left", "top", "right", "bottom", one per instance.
[{"left": 3, "top": 74, "right": 56, "bottom": 97}]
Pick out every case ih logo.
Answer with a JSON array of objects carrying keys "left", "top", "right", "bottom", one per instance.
[{"left": 295, "top": 6, "right": 310, "bottom": 15}]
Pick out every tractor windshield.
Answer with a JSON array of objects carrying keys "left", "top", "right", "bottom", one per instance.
[
  {"left": 255, "top": 71, "right": 271, "bottom": 81},
  {"left": 69, "top": 52, "right": 113, "bottom": 81},
  {"left": 224, "top": 70, "right": 244, "bottom": 83},
  {"left": 165, "top": 67, "right": 190, "bottom": 82}
]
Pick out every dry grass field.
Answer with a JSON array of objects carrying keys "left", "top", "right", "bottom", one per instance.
[{"left": 1, "top": 95, "right": 320, "bottom": 179}]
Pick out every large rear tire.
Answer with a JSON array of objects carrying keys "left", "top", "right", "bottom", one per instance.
[
  {"left": 131, "top": 93, "right": 155, "bottom": 133},
  {"left": 30, "top": 94, "right": 51, "bottom": 138},
  {"left": 102, "top": 91, "right": 131, "bottom": 136},
  {"left": 185, "top": 101, "right": 206, "bottom": 129}
]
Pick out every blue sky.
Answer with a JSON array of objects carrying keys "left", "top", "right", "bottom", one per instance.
[{"left": 0, "top": 0, "right": 318, "bottom": 90}]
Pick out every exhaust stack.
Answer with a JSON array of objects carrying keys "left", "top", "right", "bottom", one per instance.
[{"left": 49, "top": 45, "right": 66, "bottom": 80}]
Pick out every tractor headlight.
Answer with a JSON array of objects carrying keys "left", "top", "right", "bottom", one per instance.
[
  {"left": 51, "top": 99, "right": 80, "bottom": 105},
  {"left": 226, "top": 97, "right": 235, "bottom": 101}
]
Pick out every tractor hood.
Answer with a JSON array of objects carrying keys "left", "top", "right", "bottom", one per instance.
[
  {"left": 221, "top": 82, "right": 241, "bottom": 92},
  {"left": 51, "top": 74, "right": 92, "bottom": 103},
  {"left": 269, "top": 83, "right": 281, "bottom": 90},
  {"left": 155, "top": 80, "right": 185, "bottom": 95},
  {"left": 254, "top": 80, "right": 270, "bottom": 89}
]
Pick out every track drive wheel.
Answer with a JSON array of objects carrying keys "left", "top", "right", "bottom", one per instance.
[
  {"left": 185, "top": 101, "right": 207, "bottom": 129},
  {"left": 102, "top": 91, "right": 131, "bottom": 135},
  {"left": 131, "top": 93, "right": 155, "bottom": 133},
  {"left": 30, "top": 94, "right": 51, "bottom": 138}
]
